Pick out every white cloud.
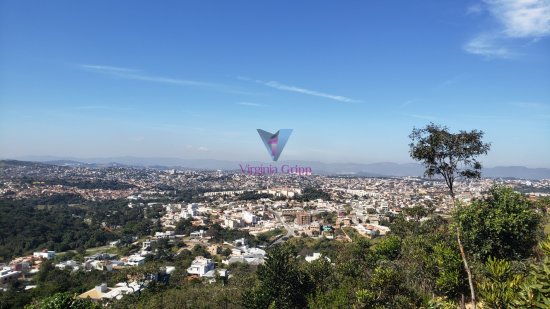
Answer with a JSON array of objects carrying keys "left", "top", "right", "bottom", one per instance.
[
  {"left": 486, "top": 0, "right": 550, "bottom": 38},
  {"left": 238, "top": 76, "right": 359, "bottom": 103},
  {"left": 464, "top": 0, "right": 550, "bottom": 58}
]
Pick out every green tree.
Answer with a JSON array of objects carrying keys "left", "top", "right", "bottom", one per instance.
[
  {"left": 453, "top": 186, "right": 542, "bottom": 261},
  {"left": 356, "top": 262, "right": 421, "bottom": 308},
  {"left": 432, "top": 242, "right": 467, "bottom": 299},
  {"left": 174, "top": 218, "right": 196, "bottom": 235},
  {"left": 242, "top": 244, "right": 313, "bottom": 309},
  {"left": 307, "top": 283, "right": 356, "bottom": 309},
  {"left": 409, "top": 123, "right": 491, "bottom": 309},
  {"left": 477, "top": 257, "right": 523, "bottom": 309},
  {"left": 403, "top": 203, "right": 434, "bottom": 224},
  {"left": 335, "top": 238, "right": 371, "bottom": 281},
  {"left": 514, "top": 236, "right": 550, "bottom": 308},
  {"left": 371, "top": 235, "right": 401, "bottom": 262},
  {"left": 409, "top": 123, "right": 491, "bottom": 199},
  {"left": 25, "top": 292, "right": 101, "bottom": 309},
  {"left": 303, "top": 257, "right": 334, "bottom": 297}
]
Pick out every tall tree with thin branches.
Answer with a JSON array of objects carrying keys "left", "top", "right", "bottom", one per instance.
[{"left": 409, "top": 123, "right": 491, "bottom": 309}]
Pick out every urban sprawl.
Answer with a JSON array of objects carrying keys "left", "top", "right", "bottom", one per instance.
[{"left": 1, "top": 161, "right": 548, "bottom": 302}]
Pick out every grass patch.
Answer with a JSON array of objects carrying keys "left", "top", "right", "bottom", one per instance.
[
  {"left": 258, "top": 228, "right": 286, "bottom": 241},
  {"left": 342, "top": 227, "right": 365, "bottom": 242}
]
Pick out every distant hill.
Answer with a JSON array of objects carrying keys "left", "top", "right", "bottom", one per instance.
[
  {"left": 0, "top": 159, "right": 50, "bottom": 168},
  {"left": 481, "top": 166, "right": 550, "bottom": 180},
  {"left": 3, "top": 157, "right": 550, "bottom": 180}
]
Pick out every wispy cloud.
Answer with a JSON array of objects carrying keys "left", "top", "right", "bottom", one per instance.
[
  {"left": 464, "top": 0, "right": 550, "bottom": 58},
  {"left": 80, "top": 64, "right": 217, "bottom": 87},
  {"left": 237, "top": 102, "right": 267, "bottom": 107},
  {"left": 464, "top": 33, "right": 513, "bottom": 58},
  {"left": 263, "top": 81, "right": 359, "bottom": 102},
  {"left": 400, "top": 99, "right": 418, "bottom": 108},
  {"left": 433, "top": 74, "right": 468, "bottom": 90},
  {"left": 79, "top": 65, "right": 139, "bottom": 73},
  {"left": 238, "top": 76, "right": 359, "bottom": 103}
]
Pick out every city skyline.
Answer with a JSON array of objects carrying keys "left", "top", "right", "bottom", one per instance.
[{"left": 1, "top": 1, "right": 550, "bottom": 167}]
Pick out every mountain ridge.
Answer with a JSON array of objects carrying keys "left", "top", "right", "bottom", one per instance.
[{"left": 2, "top": 156, "right": 549, "bottom": 180}]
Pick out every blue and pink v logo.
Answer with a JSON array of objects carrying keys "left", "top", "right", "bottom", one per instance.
[{"left": 257, "top": 129, "right": 292, "bottom": 161}]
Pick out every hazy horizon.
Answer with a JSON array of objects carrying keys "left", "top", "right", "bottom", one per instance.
[{"left": 3, "top": 154, "right": 550, "bottom": 170}]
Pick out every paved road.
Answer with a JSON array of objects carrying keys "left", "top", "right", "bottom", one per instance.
[{"left": 270, "top": 210, "right": 295, "bottom": 246}]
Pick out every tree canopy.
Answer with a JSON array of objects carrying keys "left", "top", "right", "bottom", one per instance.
[
  {"left": 409, "top": 123, "right": 491, "bottom": 197},
  {"left": 454, "top": 186, "right": 542, "bottom": 261}
]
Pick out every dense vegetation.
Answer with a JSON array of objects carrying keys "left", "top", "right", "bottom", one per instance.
[
  {"left": 295, "top": 187, "right": 331, "bottom": 202},
  {"left": 237, "top": 192, "right": 274, "bottom": 200},
  {"left": 42, "top": 179, "right": 136, "bottom": 190},
  {"left": 0, "top": 196, "right": 152, "bottom": 261}
]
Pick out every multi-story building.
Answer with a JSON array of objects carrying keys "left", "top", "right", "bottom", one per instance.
[
  {"left": 242, "top": 211, "right": 258, "bottom": 225},
  {"left": 296, "top": 212, "right": 312, "bottom": 225}
]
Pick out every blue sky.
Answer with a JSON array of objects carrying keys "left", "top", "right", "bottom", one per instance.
[{"left": 1, "top": 0, "right": 549, "bottom": 167}]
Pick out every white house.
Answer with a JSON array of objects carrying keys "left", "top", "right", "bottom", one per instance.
[
  {"left": 190, "top": 230, "right": 206, "bottom": 239},
  {"left": 33, "top": 250, "right": 55, "bottom": 260},
  {"left": 154, "top": 231, "right": 175, "bottom": 239},
  {"left": 305, "top": 252, "right": 331, "bottom": 263},
  {"left": 55, "top": 260, "right": 79, "bottom": 271},
  {"left": 0, "top": 267, "right": 20, "bottom": 285},
  {"left": 126, "top": 255, "right": 146, "bottom": 266},
  {"left": 186, "top": 256, "right": 214, "bottom": 277},
  {"left": 78, "top": 282, "right": 142, "bottom": 301},
  {"left": 89, "top": 260, "right": 113, "bottom": 272},
  {"left": 222, "top": 246, "right": 266, "bottom": 266}
]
